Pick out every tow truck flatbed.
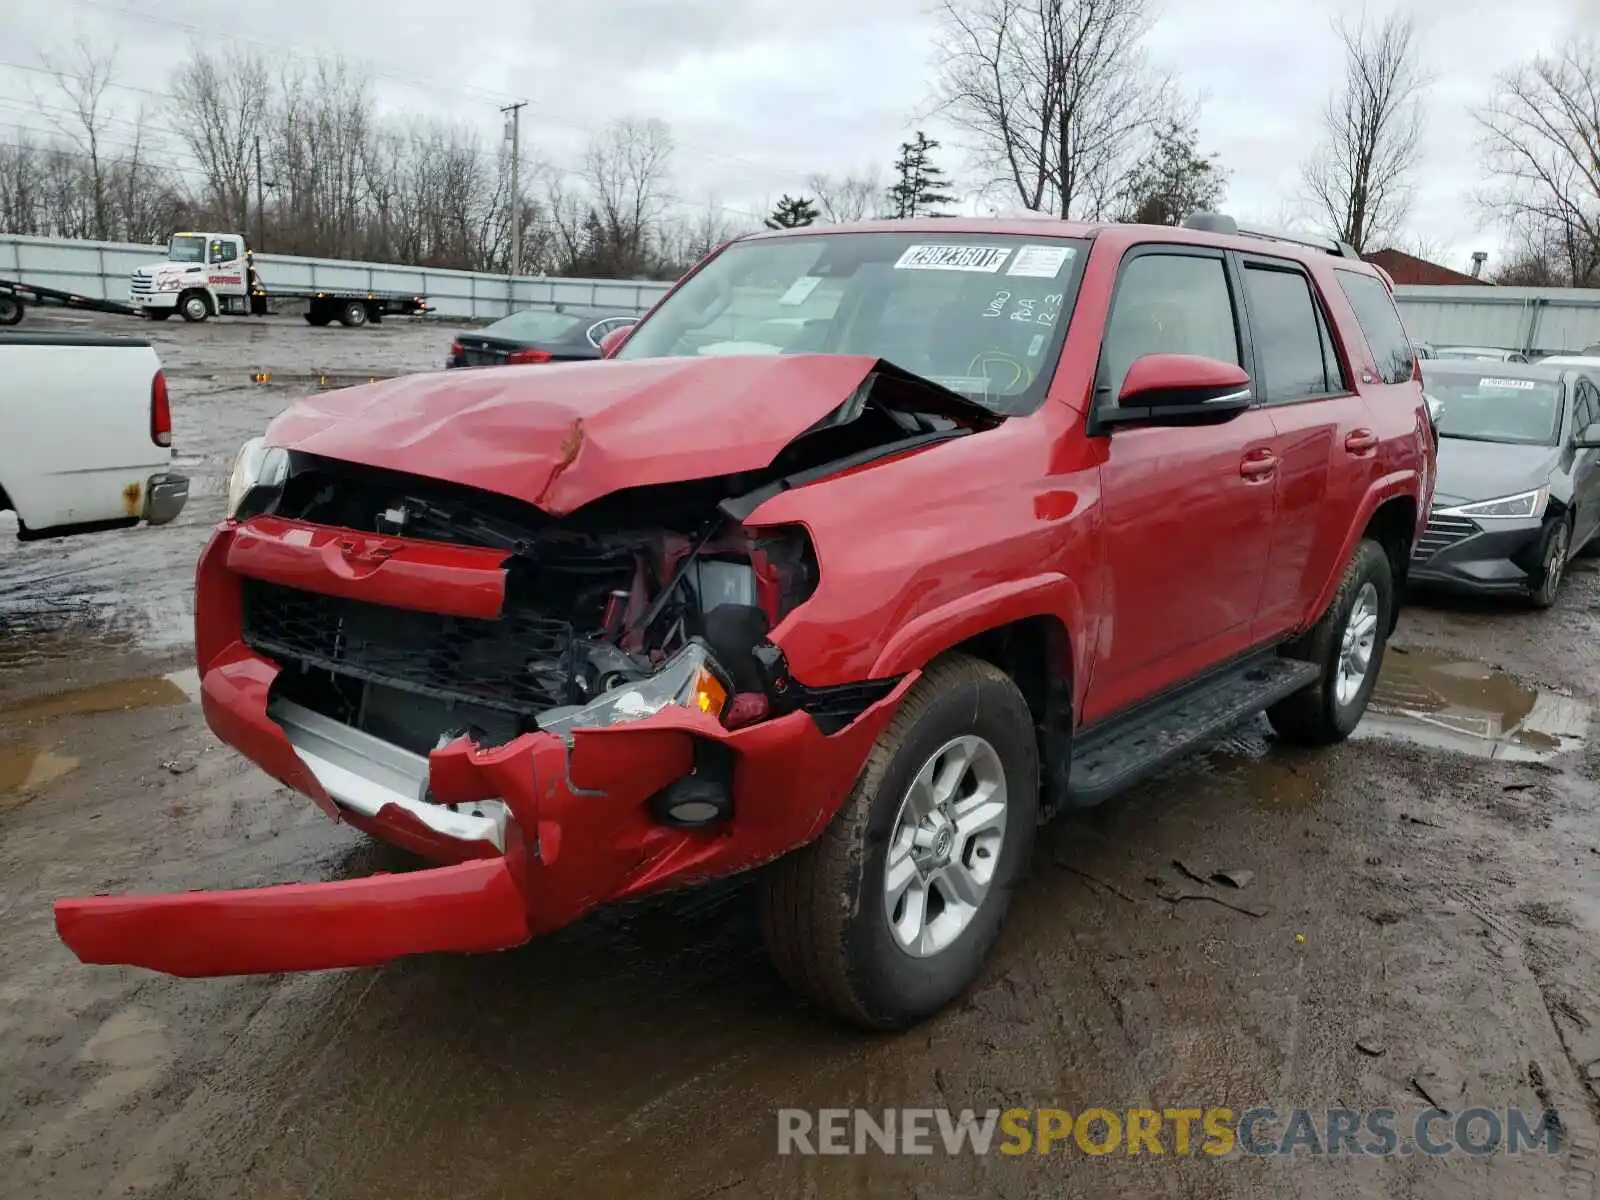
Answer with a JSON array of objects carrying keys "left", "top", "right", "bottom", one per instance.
[{"left": 0, "top": 278, "right": 139, "bottom": 326}]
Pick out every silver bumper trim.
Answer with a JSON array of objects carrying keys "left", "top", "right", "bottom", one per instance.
[{"left": 269, "top": 697, "right": 508, "bottom": 851}]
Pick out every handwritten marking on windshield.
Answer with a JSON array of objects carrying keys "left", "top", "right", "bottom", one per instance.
[{"left": 984, "top": 291, "right": 1011, "bottom": 318}]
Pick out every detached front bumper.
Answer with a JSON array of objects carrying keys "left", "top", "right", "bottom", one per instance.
[
  {"left": 54, "top": 522, "right": 910, "bottom": 978},
  {"left": 1408, "top": 514, "right": 1546, "bottom": 595}
]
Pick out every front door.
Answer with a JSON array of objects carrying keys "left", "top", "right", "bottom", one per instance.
[{"left": 1082, "top": 246, "right": 1279, "bottom": 724}]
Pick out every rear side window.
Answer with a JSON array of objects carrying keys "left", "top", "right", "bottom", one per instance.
[
  {"left": 1334, "top": 269, "right": 1415, "bottom": 385},
  {"left": 1242, "top": 263, "right": 1343, "bottom": 402},
  {"left": 1099, "top": 252, "right": 1240, "bottom": 400}
]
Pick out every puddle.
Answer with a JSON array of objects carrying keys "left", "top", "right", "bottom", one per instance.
[
  {"left": 0, "top": 670, "right": 197, "bottom": 722},
  {"left": 0, "top": 743, "right": 79, "bottom": 794},
  {"left": 1353, "top": 648, "right": 1591, "bottom": 761}
]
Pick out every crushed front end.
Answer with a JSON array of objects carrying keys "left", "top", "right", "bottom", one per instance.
[{"left": 55, "top": 450, "right": 911, "bottom": 977}]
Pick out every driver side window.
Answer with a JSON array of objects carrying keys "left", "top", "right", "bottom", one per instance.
[{"left": 1099, "top": 251, "right": 1241, "bottom": 402}]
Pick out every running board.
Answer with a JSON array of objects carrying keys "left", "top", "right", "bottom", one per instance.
[{"left": 1066, "top": 656, "right": 1321, "bottom": 807}]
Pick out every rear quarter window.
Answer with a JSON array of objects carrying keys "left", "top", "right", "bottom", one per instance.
[{"left": 1333, "top": 269, "right": 1415, "bottom": 385}]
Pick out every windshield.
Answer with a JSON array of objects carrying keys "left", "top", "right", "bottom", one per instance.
[
  {"left": 1421, "top": 370, "right": 1564, "bottom": 445},
  {"left": 616, "top": 232, "right": 1090, "bottom": 414},
  {"left": 168, "top": 235, "right": 206, "bottom": 264},
  {"left": 483, "top": 309, "right": 585, "bottom": 342}
]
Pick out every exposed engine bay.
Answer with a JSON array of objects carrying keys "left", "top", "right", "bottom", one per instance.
[{"left": 243, "top": 364, "right": 986, "bottom": 752}]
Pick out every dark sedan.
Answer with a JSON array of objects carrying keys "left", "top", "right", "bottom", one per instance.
[
  {"left": 446, "top": 306, "right": 638, "bottom": 369},
  {"left": 1412, "top": 361, "right": 1600, "bottom": 606}
]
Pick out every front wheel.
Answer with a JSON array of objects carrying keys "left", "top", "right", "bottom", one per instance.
[
  {"left": 758, "top": 654, "right": 1039, "bottom": 1030},
  {"left": 0, "top": 296, "right": 22, "bottom": 325},
  {"left": 1529, "top": 516, "right": 1571, "bottom": 609},
  {"left": 179, "top": 291, "right": 209, "bottom": 323},
  {"left": 1268, "top": 537, "right": 1395, "bottom": 746}
]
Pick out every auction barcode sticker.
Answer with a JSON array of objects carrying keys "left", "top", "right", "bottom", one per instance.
[
  {"left": 1481, "top": 377, "right": 1537, "bottom": 389},
  {"left": 894, "top": 245, "right": 1011, "bottom": 272}
]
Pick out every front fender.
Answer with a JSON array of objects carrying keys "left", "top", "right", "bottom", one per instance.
[{"left": 869, "top": 571, "right": 1085, "bottom": 702}]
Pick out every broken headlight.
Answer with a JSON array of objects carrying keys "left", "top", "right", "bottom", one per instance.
[
  {"left": 536, "top": 641, "right": 733, "bottom": 740},
  {"left": 227, "top": 436, "right": 289, "bottom": 519}
]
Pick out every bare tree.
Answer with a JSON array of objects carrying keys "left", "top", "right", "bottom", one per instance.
[
  {"left": 1474, "top": 40, "right": 1600, "bottom": 286},
  {"left": 36, "top": 37, "right": 121, "bottom": 239},
  {"left": 806, "top": 170, "right": 884, "bottom": 222},
  {"left": 1300, "top": 12, "right": 1428, "bottom": 253},
  {"left": 169, "top": 46, "right": 270, "bottom": 236},
  {"left": 932, "top": 0, "right": 1174, "bottom": 218},
  {"left": 579, "top": 117, "right": 675, "bottom": 277}
]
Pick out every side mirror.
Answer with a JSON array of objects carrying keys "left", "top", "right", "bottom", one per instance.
[
  {"left": 598, "top": 324, "right": 633, "bottom": 358},
  {"left": 1574, "top": 421, "right": 1600, "bottom": 449},
  {"left": 1100, "top": 353, "right": 1252, "bottom": 428}
]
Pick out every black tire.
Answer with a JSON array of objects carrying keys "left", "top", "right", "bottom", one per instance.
[
  {"left": 145, "top": 309, "right": 172, "bottom": 322},
  {"left": 337, "top": 301, "right": 368, "bottom": 327},
  {"left": 0, "top": 296, "right": 22, "bottom": 326},
  {"left": 1267, "top": 537, "right": 1395, "bottom": 747},
  {"left": 758, "top": 653, "right": 1039, "bottom": 1030},
  {"left": 305, "top": 312, "right": 332, "bottom": 327},
  {"left": 1528, "top": 516, "right": 1572, "bottom": 609},
  {"left": 178, "top": 291, "right": 209, "bottom": 323}
]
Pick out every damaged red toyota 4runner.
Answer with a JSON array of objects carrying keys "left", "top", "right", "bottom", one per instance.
[{"left": 55, "top": 213, "right": 1434, "bottom": 1030}]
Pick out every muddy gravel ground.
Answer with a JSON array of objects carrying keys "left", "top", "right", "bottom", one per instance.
[{"left": 5, "top": 311, "right": 1600, "bottom": 1199}]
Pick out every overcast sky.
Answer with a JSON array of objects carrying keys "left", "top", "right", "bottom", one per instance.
[{"left": 2, "top": 0, "right": 1595, "bottom": 274}]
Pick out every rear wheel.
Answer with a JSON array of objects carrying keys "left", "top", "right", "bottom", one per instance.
[
  {"left": 337, "top": 300, "right": 368, "bottom": 327},
  {"left": 0, "top": 296, "right": 21, "bottom": 326},
  {"left": 144, "top": 309, "right": 172, "bottom": 322},
  {"left": 179, "top": 291, "right": 209, "bottom": 323},
  {"left": 1268, "top": 537, "right": 1394, "bottom": 746},
  {"left": 758, "top": 654, "right": 1039, "bottom": 1030},
  {"left": 1529, "top": 516, "right": 1571, "bottom": 609}
]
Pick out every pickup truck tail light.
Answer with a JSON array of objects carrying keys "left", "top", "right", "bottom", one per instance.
[
  {"left": 150, "top": 370, "right": 172, "bottom": 448},
  {"left": 506, "top": 348, "right": 553, "bottom": 365}
]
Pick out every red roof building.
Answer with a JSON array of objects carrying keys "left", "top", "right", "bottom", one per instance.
[{"left": 1361, "top": 248, "right": 1489, "bottom": 287}]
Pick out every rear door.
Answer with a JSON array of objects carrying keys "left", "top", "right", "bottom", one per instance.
[
  {"left": 1081, "top": 245, "right": 1280, "bottom": 723},
  {"left": 1236, "top": 254, "right": 1376, "bottom": 641},
  {"left": 1572, "top": 378, "right": 1600, "bottom": 548}
]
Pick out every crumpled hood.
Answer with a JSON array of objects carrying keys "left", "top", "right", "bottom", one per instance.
[{"left": 265, "top": 353, "right": 992, "bottom": 515}]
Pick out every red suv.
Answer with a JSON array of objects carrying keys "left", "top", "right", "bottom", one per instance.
[{"left": 56, "top": 215, "right": 1434, "bottom": 1029}]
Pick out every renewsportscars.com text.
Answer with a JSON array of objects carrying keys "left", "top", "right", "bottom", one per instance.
[{"left": 777, "top": 1106, "right": 1563, "bottom": 1157}]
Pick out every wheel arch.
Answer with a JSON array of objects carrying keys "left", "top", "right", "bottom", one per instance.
[
  {"left": 866, "top": 575, "right": 1081, "bottom": 818},
  {"left": 1362, "top": 494, "right": 1417, "bottom": 633}
]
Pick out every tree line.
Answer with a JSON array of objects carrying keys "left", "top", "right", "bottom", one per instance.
[{"left": 1, "top": 8, "right": 1598, "bottom": 285}]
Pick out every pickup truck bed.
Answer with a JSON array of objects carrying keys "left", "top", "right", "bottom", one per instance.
[{"left": 0, "top": 330, "right": 189, "bottom": 538}]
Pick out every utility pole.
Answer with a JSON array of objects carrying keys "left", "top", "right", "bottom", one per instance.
[
  {"left": 254, "top": 134, "right": 265, "bottom": 252},
  {"left": 500, "top": 101, "right": 527, "bottom": 290}
]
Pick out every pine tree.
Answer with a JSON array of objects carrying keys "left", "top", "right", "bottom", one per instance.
[
  {"left": 885, "top": 132, "right": 957, "bottom": 219},
  {"left": 1114, "top": 120, "right": 1228, "bottom": 227},
  {"left": 765, "top": 195, "right": 821, "bottom": 229}
]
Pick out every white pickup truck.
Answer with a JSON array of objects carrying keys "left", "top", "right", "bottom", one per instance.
[{"left": 0, "top": 331, "right": 189, "bottom": 539}]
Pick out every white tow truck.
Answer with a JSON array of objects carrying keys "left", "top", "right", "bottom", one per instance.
[
  {"left": 129, "top": 232, "right": 432, "bottom": 327},
  {"left": 0, "top": 330, "right": 189, "bottom": 539}
]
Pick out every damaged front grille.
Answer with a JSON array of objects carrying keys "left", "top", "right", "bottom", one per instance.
[{"left": 244, "top": 579, "right": 585, "bottom": 718}]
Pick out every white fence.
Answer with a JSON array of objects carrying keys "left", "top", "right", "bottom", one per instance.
[
  {"left": 8, "top": 231, "right": 1600, "bottom": 352},
  {"left": 1392, "top": 285, "right": 1600, "bottom": 357},
  {"left": 0, "top": 233, "right": 674, "bottom": 320}
]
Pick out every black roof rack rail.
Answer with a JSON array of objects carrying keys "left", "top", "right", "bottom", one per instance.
[{"left": 1181, "top": 212, "right": 1363, "bottom": 261}]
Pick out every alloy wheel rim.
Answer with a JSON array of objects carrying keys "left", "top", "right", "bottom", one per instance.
[
  {"left": 883, "top": 734, "right": 1008, "bottom": 958},
  {"left": 1335, "top": 581, "right": 1380, "bottom": 708}
]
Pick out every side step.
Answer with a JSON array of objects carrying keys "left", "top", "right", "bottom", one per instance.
[{"left": 1066, "top": 656, "right": 1321, "bottom": 807}]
